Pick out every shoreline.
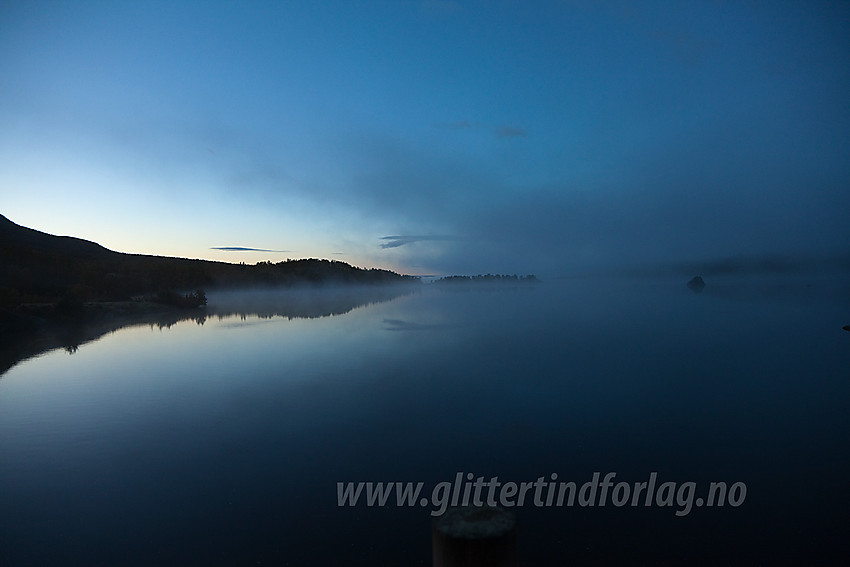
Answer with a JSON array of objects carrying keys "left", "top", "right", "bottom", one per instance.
[{"left": 0, "top": 300, "right": 205, "bottom": 377}]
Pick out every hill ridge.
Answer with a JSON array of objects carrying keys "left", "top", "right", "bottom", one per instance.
[{"left": 0, "top": 214, "right": 416, "bottom": 307}]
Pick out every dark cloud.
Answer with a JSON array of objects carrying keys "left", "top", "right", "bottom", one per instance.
[
  {"left": 379, "top": 235, "right": 458, "bottom": 249},
  {"left": 211, "top": 246, "right": 290, "bottom": 252},
  {"left": 495, "top": 126, "right": 527, "bottom": 138}
]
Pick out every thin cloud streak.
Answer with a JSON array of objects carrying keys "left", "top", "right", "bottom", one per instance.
[
  {"left": 379, "top": 235, "right": 458, "bottom": 249},
  {"left": 211, "top": 247, "right": 291, "bottom": 252}
]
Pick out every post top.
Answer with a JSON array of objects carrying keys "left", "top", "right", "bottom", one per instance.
[{"left": 435, "top": 506, "right": 516, "bottom": 539}]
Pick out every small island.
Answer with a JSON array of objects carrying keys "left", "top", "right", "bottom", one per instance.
[{"left": 432, "top": 274, "right": 539, "bottom": 284}]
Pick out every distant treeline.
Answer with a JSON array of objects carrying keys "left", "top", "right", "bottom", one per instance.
[
  {"left": 433, "top": 274, "right": 538, "bottom": 284},
  {"left": 0, "top": 214, "right": 417, "bottom": 309}
]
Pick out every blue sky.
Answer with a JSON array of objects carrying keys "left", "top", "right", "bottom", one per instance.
[{"left": 1, "top": 0, "right": 848, "bottom": 276}]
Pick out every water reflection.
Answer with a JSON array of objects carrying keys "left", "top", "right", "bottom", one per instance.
[
  {"left": 0, "top": 284, "right": 418, "bottom": 377},
  {"left": 0, "top": 277, "right": 848, "bottom": 565},
  {"left": 382, "top": 318, "right": 457, "bottom": 331},
  {"left": 207, "top": 284, "right": 419, "bottom": 320}
]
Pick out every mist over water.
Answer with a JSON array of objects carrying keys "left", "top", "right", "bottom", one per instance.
[{"left": 1, "top": 275, "right": 848, "bottom": 565}]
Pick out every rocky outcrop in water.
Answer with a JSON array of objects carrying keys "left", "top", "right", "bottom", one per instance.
[{"left": 687, "top": 276, "right": 706, "bottom": 293}]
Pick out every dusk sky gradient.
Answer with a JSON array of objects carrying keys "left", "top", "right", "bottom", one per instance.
[{"left": 2, "top": 1, "right": 848, "bottom": 276}]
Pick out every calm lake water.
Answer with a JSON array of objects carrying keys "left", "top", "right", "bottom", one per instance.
[{"left": 1, "top": 277, "right": 849, "bottom": 566}]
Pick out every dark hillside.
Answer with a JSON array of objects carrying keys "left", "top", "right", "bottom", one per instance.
[{"left": 0, "top": 214, "right": 415, "bottom": 307}]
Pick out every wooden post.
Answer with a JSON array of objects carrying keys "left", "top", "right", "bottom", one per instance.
[{"left": 432, "top": 506, "right": 517, "bottom": 567}]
